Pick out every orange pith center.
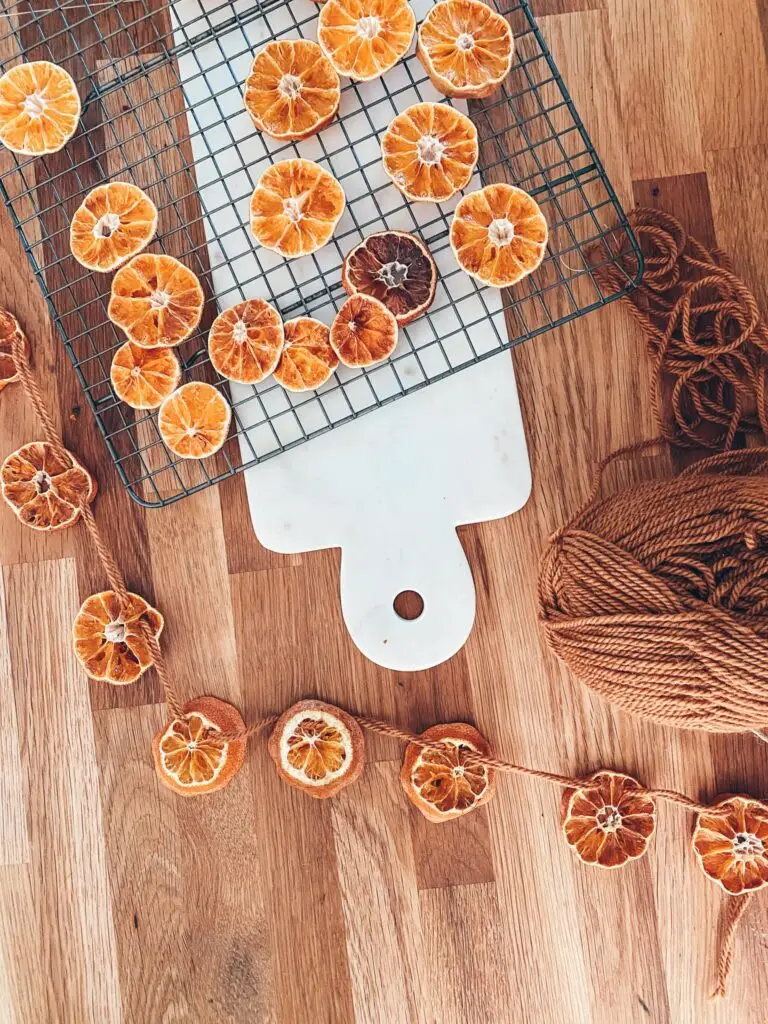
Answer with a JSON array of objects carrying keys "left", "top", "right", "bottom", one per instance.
[
  {"left": 286, "top": 718, "right": 347, "bottom": 781},
  {"left": 595, "top": 804, "right": 622, "bottom": 832},
  {"left": 733, "top": 832, "right": 764, "bottom": 858},
  {"left": 160, "top": 714, "right": 227, "bottom": 786}
]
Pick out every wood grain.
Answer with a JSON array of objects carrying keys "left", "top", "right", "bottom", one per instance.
[{"left": 1, "top": 1, "right": 768, "bottom": 1021}]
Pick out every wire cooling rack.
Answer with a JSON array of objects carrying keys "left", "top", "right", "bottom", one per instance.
[{"left": 0, "top": 0, "right": 642, "bottom": 506}]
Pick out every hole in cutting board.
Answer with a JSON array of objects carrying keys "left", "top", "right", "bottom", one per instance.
[{"left": 393, "top": 590, "right": 424, "bottom": 620}]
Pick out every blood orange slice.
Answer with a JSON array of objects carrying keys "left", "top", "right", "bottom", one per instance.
[
  {"left": 250, "top": 158, "right": 345, "bottom": 259},
  {"left": 108, "top": 254, "right": 205, "bottom": 348},
  {"left": 0, "top": 61, "right": 81, "bottom": 155},
  {"left": 0, "top": 308, "right": 27, "bottom": 395},
  {"left": 70, "top": 182, "right": 157, "bottom": 272},
  {"left": 268, "top": 699, "right": 365, "bottom": 799},
  {"left": 73, "top": 590, "right": 164, "bottom": 684},
  {"left": 561, "top": 770, "right": 657, "bottom": 869},
  {"left": 274, "top": 317, "right": 339, "bottom": 392},
  {"left": 158, "top": 381, "right": 231, "bottom": 460},
  {"left": 110, "top": 341, "right": 181, "bottom": 410},
  {"left": 417, "top": 0, "right": 514, "bottom": 99},
  {"left": 154, "top": 696, "right": 247, "bottom": 797},
  {"left": 330, "top": 294, "right": 398, "bottom": 367},
  {"left": 318, "top": 0, "right": 416, "bottom": 82},
  {"left": 244, "top": 39, "right": 340, "bottom": 141},
  {"left": 1, "top": 441, "right": 96, "bottom": 531},
  {"left": 450, "top": 183, "right": 548, "bottom": 287},
  {"left": 400, "top": 723, "right": 496, "bottom": 822},
  {"left": 342, "top": 231, "right": 437, "bottom": 325},
  {"left": 381, "top": 101, "right": 478, "bottom": 203},
  {"left": 693, "top": 795, "right": 768, "bottom": 894},
  {"left": 207, "top": 298, "right": 284, "bottom": 385}
]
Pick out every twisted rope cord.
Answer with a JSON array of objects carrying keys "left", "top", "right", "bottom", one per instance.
[{"left": 711, "top": 893, "right": 754, "bottom": 1000}]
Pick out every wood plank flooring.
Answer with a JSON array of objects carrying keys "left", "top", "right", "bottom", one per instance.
[{"left": 2, "top": 1, "right": 768, "bottom": 1021}]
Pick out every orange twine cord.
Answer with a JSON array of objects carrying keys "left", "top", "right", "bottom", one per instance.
[{"left": 6, "top": 205, "right": 762, "bottom": 998}]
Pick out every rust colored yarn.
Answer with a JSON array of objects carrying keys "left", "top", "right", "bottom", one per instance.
[{"left": 539, "top": 208, "right": 768, "bottom": 733}]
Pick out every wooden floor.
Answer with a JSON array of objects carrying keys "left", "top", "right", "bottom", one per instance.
[{"left": 2, "top": 1, "right": 768, "bottom": 1021}]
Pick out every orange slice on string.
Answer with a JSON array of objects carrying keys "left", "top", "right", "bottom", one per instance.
[
  {"left": 1, "top": 441, "right": 96, "bottom": 531},
  {"left": 318, "top": 0, "right": 416, "bottom": 82},
  {"left": 416, "top": 0, "right": 514, "bottom": 99},
  {"left": 110, "top": 341, "right": 181, "bottom": 410},
  {"left": 342, "top": 230, "right": 437, "bottom": 325},
  {"left": 330, "top": 293, "right": 398, "bottom": 367},
  {"left": 153, "top": 696, "right": 247, "bottom": 797},
  {"left": 0, "top": 60, "right": 81, "bottom": 155},
  {"left": 244, "top": 39, "right": 341, "bottom": 141},
  {"left": 72, "top": 590, "right": 163, "bottom": 685},
  {"left": 0, "top": 308, "right": 27, "bottom": 394},
  {"left": 381, "top": 102, "right": 478, "bottom": 203},
  {"left": 450, "top": 183, "right": 548, "bottom": 287},
  {"left": 693, "top": 795, "right": 768, "bottom": 894},
  {"left": 108, "top": 254, "right": 205, "bottom": 349},
  {"left": 70, "top": 182, "right": 158, "bottom": 272},
  {"left": 561, "top": 770, "right": 657, "bottom": 868},
  {"left": 400, "top": 723, "right": 495, "bottom": 822},
  {"left": 158, "top": 381, "right": 231, "bottom": 460},
  {"left": 207, "top": 298, "right": 284, "bottom": 385},
  {"left": 250, "top": 158, "right": 346, "bottom": 259},
  {"left": 268, "top": 699, "right": 365, "bottom": 799},
  {"left": 273, "top": 317, "right": 339, "bottom": 392}
]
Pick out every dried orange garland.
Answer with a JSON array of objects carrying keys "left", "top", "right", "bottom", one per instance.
[{"left": 2, "top": 204, "right": 767, "bottom": 999}]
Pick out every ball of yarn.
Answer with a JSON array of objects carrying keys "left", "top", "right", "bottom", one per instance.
[{"left": 538, "top": 448, "right": 768, "bottom": 732}]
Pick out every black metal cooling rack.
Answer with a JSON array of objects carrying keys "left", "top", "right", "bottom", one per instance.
[{"left": 0, "top": 0, "right": 642, "bottom": 506}]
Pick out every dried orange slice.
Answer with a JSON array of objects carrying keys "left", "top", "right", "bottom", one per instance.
[
  {"left": 318, "top": 0, "right": 416, "bottom": 81},
  {"left": 274, "top": 317, "right": 339, "bottom": 392},
  {"left": 381, "top": 102, "right": 478, "bottom": 203},
  {"left": 110, "top": 341, "right": 180, "bottom": 410},
  {"left": 400, "top": 723, "right": 495, "bottom": 822},
  {"left": 244, "top": 39, "right": 340, "bottom": 141},
  {"left": 0, "top": 60, "right": 81, "bottom": 155},
  {"left": 1, "top": 441, "right": 96, "bottom": 531},
  {"left": 342, "top": 231, "right": 437, "bottom": 325},
  {"left": 207, "top": 298, "right": 284, "bottom": 385},
  {"left": 0, "top": 308, "right": 26, "bottom": 394},
  {"left": 268, "top": 699, "right": 365, "bottom": 799},
  {"left": 561, "top": 770, "right": 656, "bottom": 869},
  {"left": 153, "top": 696, "right": 247, "bottom": 797},
  {"left": 450, "top": 183, "right": 548, "bottom": 287},
  {"left": 72, "top": 590, "right": 163, "bottom": 684},
  {"left": 250, "top": 158, "right": 345, "bottom": 259},
  {"left": 70, "top": 182, "right": 157, "bottom": 272},
  {"left": 417, "top": 0, "right": 514, "bottom": 99},
  {"left": 108, "top": 254, "right": 204, "bottom": 349},
  {"left": 693, "top": 795, "right": 768, "bottom": 894},
  {"left": 330, "top": 294, "right": 398, "bottom": 367},
  {"left": 158, "top": 381, "right": 231, "bottom": 460}
]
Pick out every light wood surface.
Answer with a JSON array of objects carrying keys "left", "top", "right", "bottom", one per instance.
[{"left": 2, "top": 1, "right": 768, "bottom": 1021}]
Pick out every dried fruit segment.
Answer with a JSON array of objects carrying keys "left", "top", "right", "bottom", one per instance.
[
  {"left": 561, "top": 770, "right": 656, "bottom": 868},
  {"left": 154, "top": 696, "right": 247, "bottom": 796},
  {"left": 400, "top": 723, "right": 495, "bottom": 822},
  {"left": 417, "top": 0, "right": 514, "bottom": 99},
  {"left": 274, "top": 317, "right": 339, "bottom": 392},
  {"left": 250, "top": 158, "right": 345, "bottom": 258},
  {"left": 110, "top": 341, "right": 181, "bottom": 410},
  {"left": 0, "top": 308, "right": 26, "bottom": 394},
  {"left": 693, "top": 795, "right": 768, "bottom": 894},
  {"left": 342, "top": 231, "right": 437, "bottom": 324},
  {"left": 0, "top": 60, "right": 81, "bottom": 155},
  {"left": 208, "top": 298, "right": 284, "bottom": 384},
  {"left": 1, "top": 441, "right": 96, "bottom": 531},
  {"left": 450, "top": 183, "right": 548, "bottom": 287},
  {"left": 109, "top": 254, "right": 204, "bottom": 348},
  {"left": 158, "top": 381, "right": 231, "bottom": 460},
  {"left": 318, "top": 0, "right": 416, "bottom": 81},
  {"left": 268, "top": 699, "right": 365, "bottom": 799},
  {"left": 381, "top": 101, "right": 478, "bottom": 203},
  {"left": 72, "top": 590, "right": 164, "bottom": 684},
  {"left": 330, "top": 293, "right": 398, "bottom": 367},
  {"left": 70, "top": 182, "right": 158, "bottom": 272},
  {"left": 244, "top": 39, "right": 340, "bottom": 141}
]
